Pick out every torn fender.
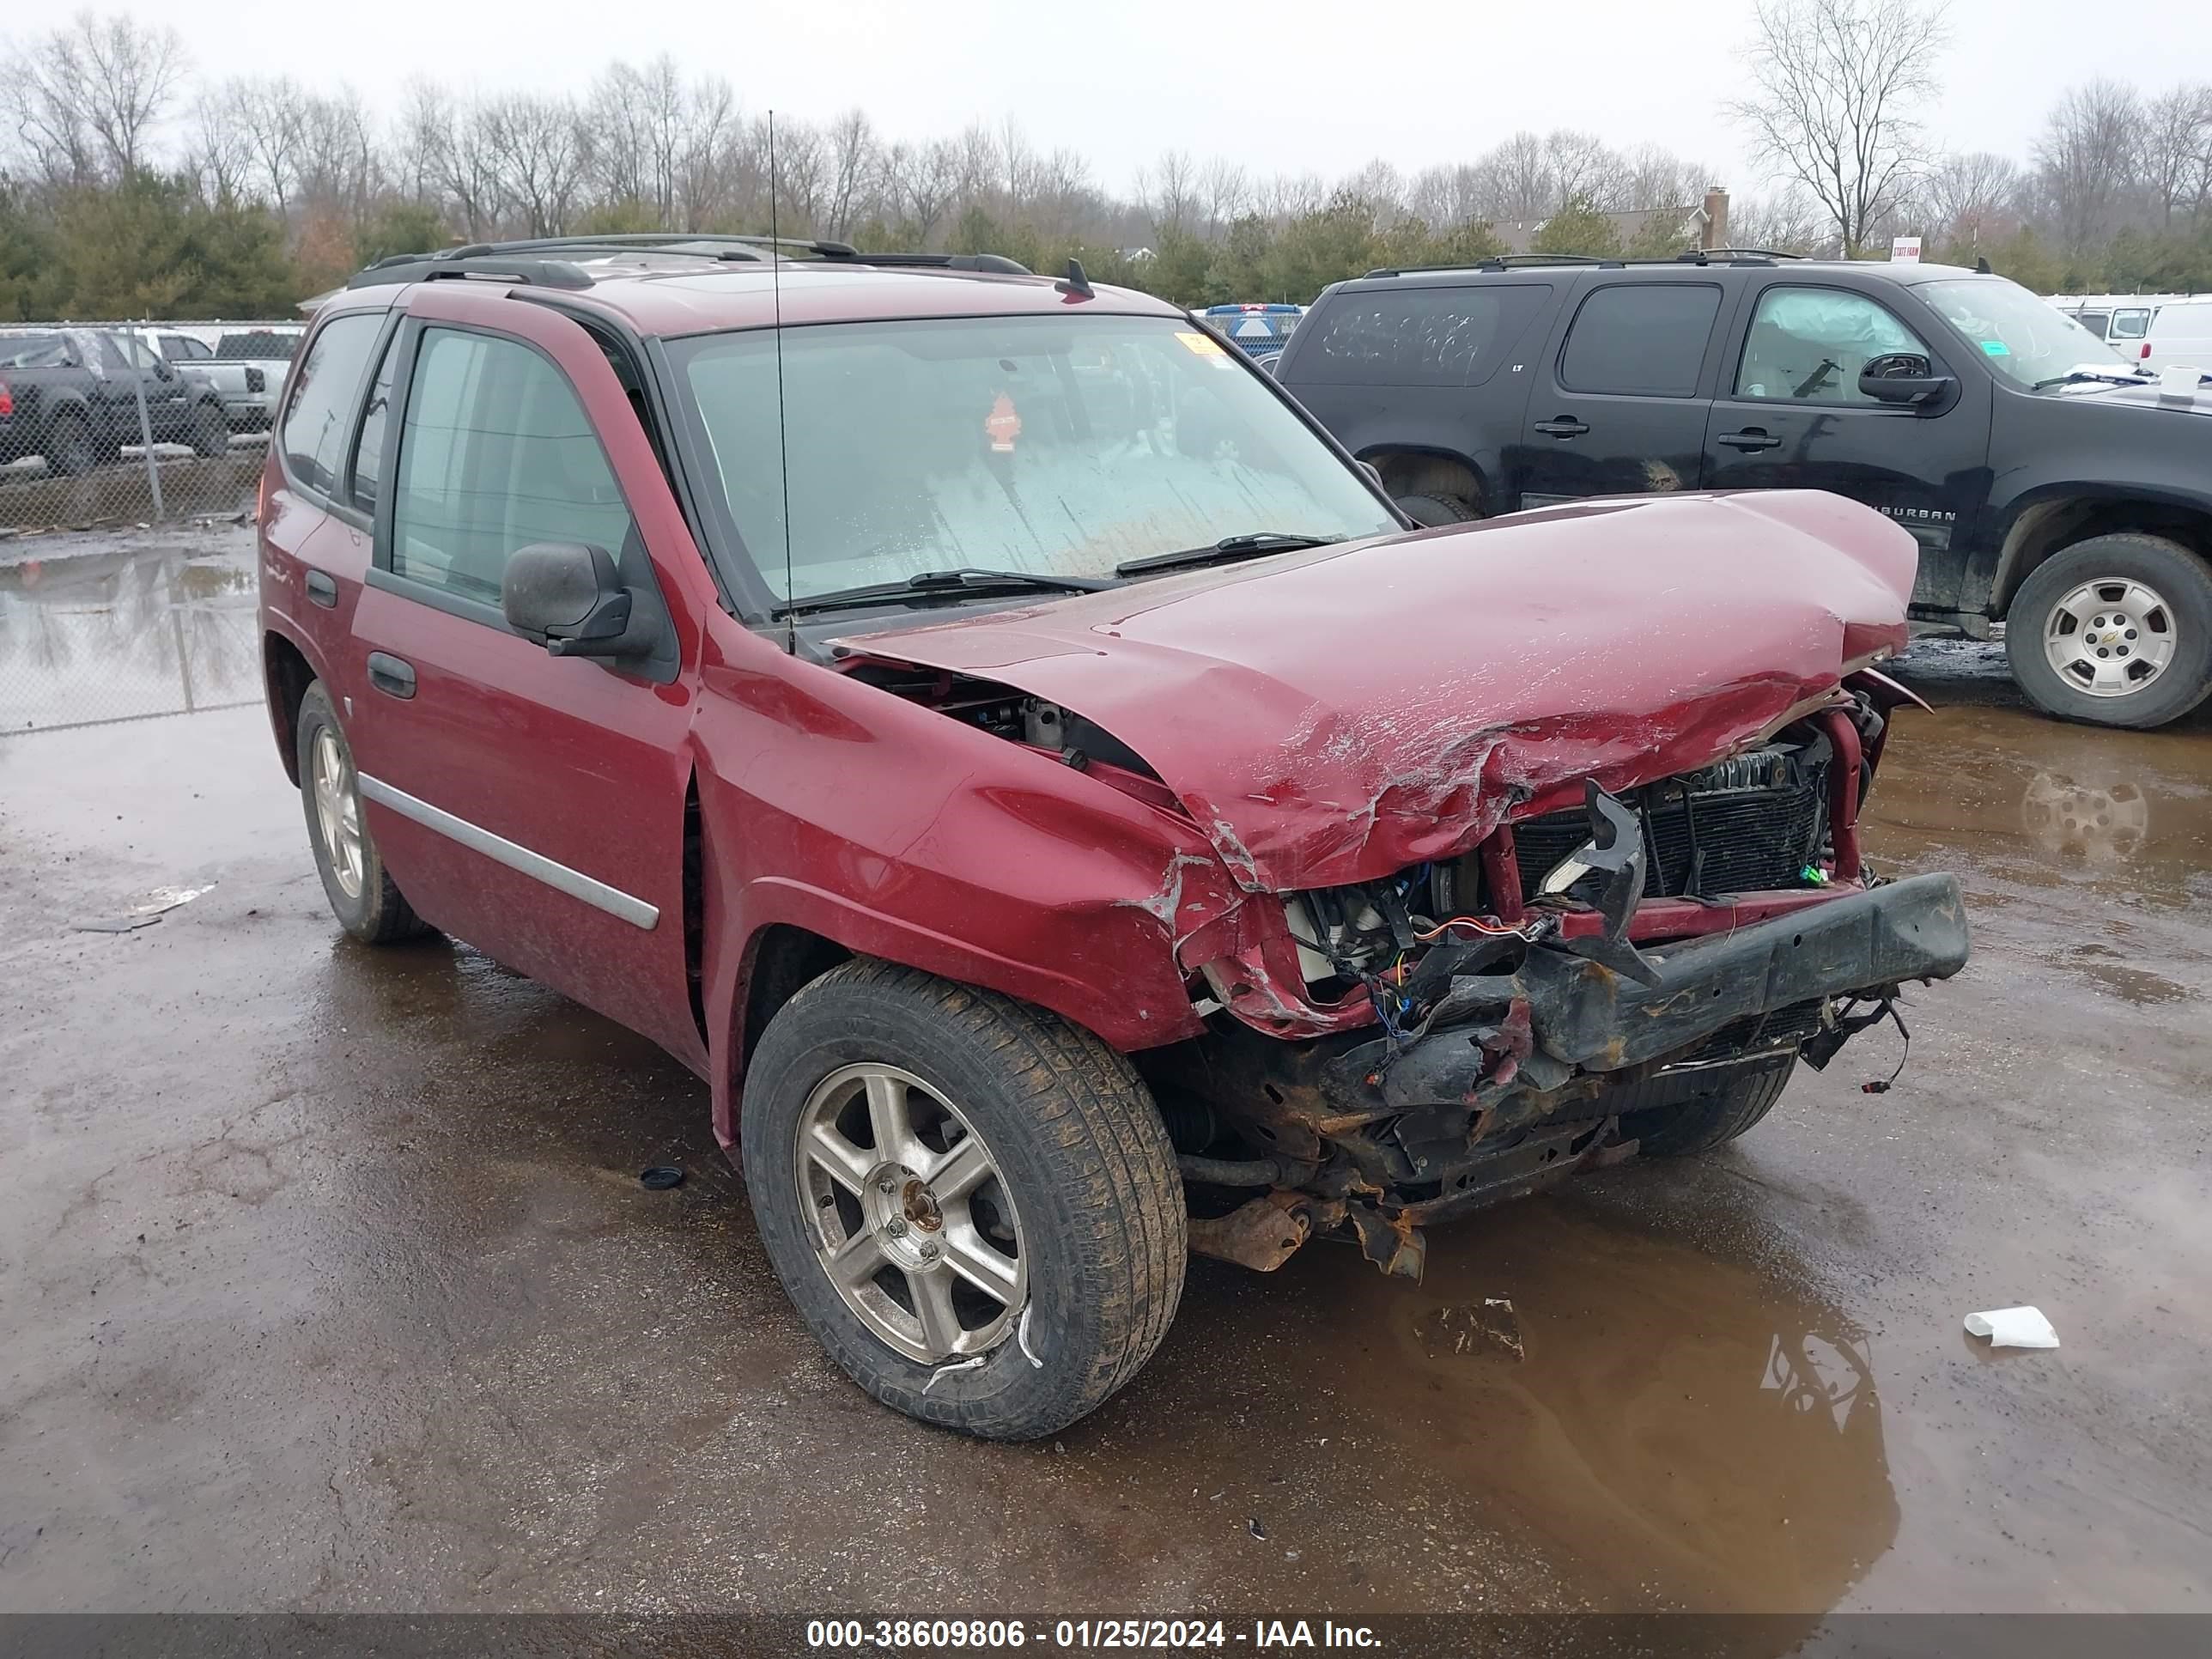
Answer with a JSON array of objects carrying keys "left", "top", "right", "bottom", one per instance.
[{"left": 833, "top": 491, "right": 1919, "bottom": 892}]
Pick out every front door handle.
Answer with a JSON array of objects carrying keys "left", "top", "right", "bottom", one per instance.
[
  {"left": 1534, "top": 416, "right": 1590, "bottom": 438},
  {"left": 304, "top": 569, "right": 338, "bottom": 608},
  {"left": 1717, "top": 428, "right": 1783, "bottom": 452},
  {"left": 367, "top": 652, "right": 416, "bottom": 700}
]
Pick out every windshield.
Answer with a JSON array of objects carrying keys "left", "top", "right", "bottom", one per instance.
[
  {"left": 671, "top": 313, "right": 1398, "bottom": 602},
  {"left": 1917, "top": 277, "right": 2127, "bottom": 390}
]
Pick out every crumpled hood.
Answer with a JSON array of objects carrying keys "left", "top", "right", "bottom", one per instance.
[{"left": 835, "top": 490, "right": 1917, "bottom": 892}]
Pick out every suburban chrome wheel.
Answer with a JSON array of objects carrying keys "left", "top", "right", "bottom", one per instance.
[
  {"left": 794, "top": 1062, "right": 1027, "bottom": 1364},
  {"left": 310, "top": 726, "right": 365, "bottom": 900},
  {"left": 2041, "top": 577, "right": 2177, "bottom": 698}
]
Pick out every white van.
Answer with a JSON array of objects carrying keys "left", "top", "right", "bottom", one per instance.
[
  {"left": 2045, "top": 293, "right": 2170, "bottom": 348},
  {"left": 2136, "top": 295, "right": 2212, "bottom": 375}
]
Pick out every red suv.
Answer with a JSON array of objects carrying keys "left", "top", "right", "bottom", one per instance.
[{"left": 258, "top": 235, "right": 1969, "bottom": 1438}]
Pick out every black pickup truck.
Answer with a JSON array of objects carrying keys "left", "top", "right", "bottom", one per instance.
[
  {"left": 0, "top": 327, "right": 231, "bottom": 477},
  {"left": 1275, "top": 255, "right": 2212, "bottom": 728}
]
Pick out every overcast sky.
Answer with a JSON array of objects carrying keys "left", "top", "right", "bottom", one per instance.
[{"left": 105, "top": 0, "right": 2212, "bottom": 201}]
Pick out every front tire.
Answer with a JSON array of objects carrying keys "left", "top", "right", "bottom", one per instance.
[
  {"left": 1622, "top": 1059, "right": 1795, "bottom": 1158},
  {"left": 741, "top": 960, "right": 1186, "bottom": 1440},
  {"left": 2006, "top": 533, "right": 2212, "bottom": 729},
  {"left": 295, "top": 681, "right": 433, "bottom": 945},
  {"left": 1397, "top": 491, "right": 1477, "bottom": 526}
]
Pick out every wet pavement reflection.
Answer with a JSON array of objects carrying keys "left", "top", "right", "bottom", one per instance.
[
  {"left": 0, "top": 526, "right": 260, "bottom": 732},
  {"left": 1, "top": 577, "right": 2207, "bottom": 1619}
]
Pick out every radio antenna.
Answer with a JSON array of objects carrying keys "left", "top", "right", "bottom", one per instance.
[{"left": 769, "top": 108, "right": 796, "bottom": 653}]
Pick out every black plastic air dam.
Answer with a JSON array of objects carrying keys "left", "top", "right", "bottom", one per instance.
[{"left": 1515, "top": 872, "right": 1970, "bottom": 1072}]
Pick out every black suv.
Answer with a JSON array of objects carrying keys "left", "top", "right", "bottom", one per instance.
[{"left": 1274, "top": 253, "right": 2212, "bottom": 728}]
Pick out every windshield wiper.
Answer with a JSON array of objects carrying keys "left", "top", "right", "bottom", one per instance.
[
  {"left": 1115, "top": 532, "right": 1345, "bottom": 578},
  {"left": 775, "top": 566, "right": 1118, "bottom": 617},
  {"left": 2032, "top": 368, "right": 2146, "bottom": 392}
]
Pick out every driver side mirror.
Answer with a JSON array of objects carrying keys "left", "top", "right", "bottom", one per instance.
[
  {"left": 502, "top": 542, "right": 658, "bottom": 660},
  {"left": 1858, "top": 352, "right": 1953, "bottom": 408}
]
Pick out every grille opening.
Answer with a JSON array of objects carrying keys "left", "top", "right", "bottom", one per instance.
[{"left": 1511, "top": 735, "right": 1832, "bottom": 902}]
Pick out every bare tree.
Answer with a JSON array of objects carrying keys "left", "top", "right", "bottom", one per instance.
[
  {"left": 1542, "top": 131, "right": 1615, "bottom": 210},
  {"left": 1619, "top": 144, "right": 1709, "bottom": 213},
  {"left": 185, "top": 88, "right": 252, "bottom": 205},
  {"left": 1731, "top": 186, "right": 1835, "bottom": 254},
  {"left": 822, "top": 109, "right": 878, "bottom": 240},
  {"left": 1478, "top": 131, "right": 1553, "bottom": 223},
  {"left": 1923, "top": 149, "right": 2020, "bottom": 252},
  {"left": 3, "top": 11, "right": 188, "bottom": 183},
  {"left": 1731, "top": 0, "right": 1949, "bottom": 254},
  {"left": 2035, "top": 78, "right": 2143, "bottom": 252},
  {"left": 1139, "top": 149, "right": 1199, "bottom": 237},
  {"left": 2141, "top": 83, "right": 2211, "bottom": 227},
  {"left": 478, "top": 94, "right": 584, "bottom": 237}
]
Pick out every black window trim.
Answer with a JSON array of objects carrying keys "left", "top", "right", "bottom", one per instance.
[
  {"left": 1722, "top": 278, "right": 1947, "bottom": 410},
  {"left": 1553, "top": 276, "right": 1729, "bottom": 400},
  {"left": 273, "top": 306, "right": 398, "bottom": 529},
  {"left": 367, "top": 313, "right": 677, "bottom": 683}
]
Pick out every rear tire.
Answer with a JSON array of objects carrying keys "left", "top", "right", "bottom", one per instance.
[
  {"left": 46, "top": 413, "right": 94, "bottom": 477},
  {"left": 189, "top": 400, "right": 228, "bottom": 458},
  {"left": 1623, "top": 1060, "right": 1795, "bottom": 1158},
  {"left": 2006, "top": 533, "right": 2212, "bottom": 729},
  {"left": 295, "top": 681, "right": 434, "bottom": 945},
  {"left": 741, "top": 959, "right": 1186, "bottom": 1440},
  {"left": 1397, "top": 492, "right": 1477, "bottom": 526}
]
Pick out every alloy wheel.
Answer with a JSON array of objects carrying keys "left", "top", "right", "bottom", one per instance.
[
  {"left": 794, "top": 1062, "right": 1027, "bottom": 1364},
  {"left": 311, "top": 726, "right": 366, "bottom": 900}
]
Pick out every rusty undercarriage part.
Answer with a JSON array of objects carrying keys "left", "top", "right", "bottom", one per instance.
[{"left": 1186, "top": 1191, "right": 1346, "bottom": 1272}]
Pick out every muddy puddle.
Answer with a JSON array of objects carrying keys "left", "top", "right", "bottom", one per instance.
[
  {"left": 1149, "top": 1195, "right": 1896, "bottom": 1613},
  {"left": 0, "top": 527, "right": 260, "bottom": 733}
]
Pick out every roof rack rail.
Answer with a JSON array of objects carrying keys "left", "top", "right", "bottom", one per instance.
[
  {"left": 822, "top": 251, "right": 1032, "bottom": 274},
  {"left": 1690, "top": 246, "right": 1808, "bottom": 262},
  {"left": 347, "top": 253, "right": 596, "bottom": 290},
  {"left": 1362, "top": 248, "right": 1808, "bottom": 279},
  {"left": 347, "top": 235, "right": 1037, "bottom": 290}
]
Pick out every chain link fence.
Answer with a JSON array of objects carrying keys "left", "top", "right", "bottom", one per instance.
[
  {"left": 1, "top": 319, "right": 298, "bottom": 540},
  {"left": 0, "top": 522, "right": 263, "bottom": 736}
]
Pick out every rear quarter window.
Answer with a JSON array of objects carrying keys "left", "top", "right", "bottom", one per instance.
[
  {"left": 1291, "top": 284, "right": 1551, "bottom": 387},
  {"left": 281, "top": 314, "right": 383, "bottom": 500}
]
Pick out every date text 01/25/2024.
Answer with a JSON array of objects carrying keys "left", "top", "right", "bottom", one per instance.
[{"left": 805, "top": 1620, "right": 1383, "bottom": 1650}]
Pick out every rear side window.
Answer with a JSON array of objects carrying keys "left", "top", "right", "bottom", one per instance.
[
  {"left": 2074, "top": 311, "right": 2111, "bottom": 340},
  {"left": 1293, "top": 284, "right": 1551, "bottom": 386},
  {"left": 281, "top": 314, "right": 383, "bottom": 499},
  {"left": 388, "top": 327, "right": 634, "bottom": 606},
  {"left": 0, "top": 333, "right": 73, "bottom": 368},
  {"left": 1558, "top": 283, "right": 1723, "bottom": 398}
]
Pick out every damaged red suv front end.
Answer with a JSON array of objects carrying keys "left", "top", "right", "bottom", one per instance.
[{"left": 834, "top": 487, "right": 1969, "bottom": 1278}]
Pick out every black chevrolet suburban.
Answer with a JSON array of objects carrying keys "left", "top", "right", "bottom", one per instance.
[{"left": 1274, "top": 254, "right": 2212, "bottom": 729}]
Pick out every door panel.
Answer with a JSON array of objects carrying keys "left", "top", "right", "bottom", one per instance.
[
  {"left": 343, "top": 308, "right": 708, "bottom": 1069},
  {"left": 1702, "top": 281, "right": 1990, "bottom": 612},
  {"left": 1513, "top": 280, "right": 1727, "bottom": 507}
]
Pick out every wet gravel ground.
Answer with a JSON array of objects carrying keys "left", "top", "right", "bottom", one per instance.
[{"left": 2, "top": 532, "right": 2208, "bottom": 1620}]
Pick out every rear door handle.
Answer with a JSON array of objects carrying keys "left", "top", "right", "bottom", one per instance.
[
  {"left": 367, "top": 652, "right": 416, "bottom": 700},
  {"left": 1534, "top": 416, "right": 1590, "bottom": 438},
  {"left": 1717, "top": 428, "right": 1783, "bottom": 452},
  {"left": 304, "top": 569, "right": 338, "bottom": 608}
]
